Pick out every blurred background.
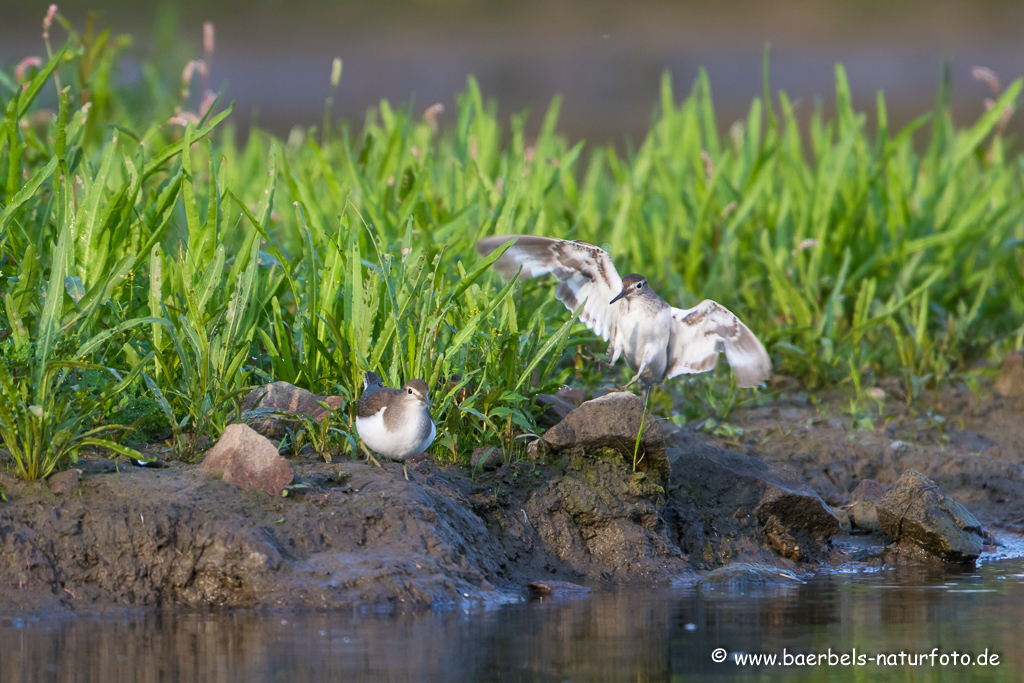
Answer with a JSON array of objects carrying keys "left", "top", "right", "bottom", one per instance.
[{"left": 2, "top": 0, "right": 1023, "bottom": 142}]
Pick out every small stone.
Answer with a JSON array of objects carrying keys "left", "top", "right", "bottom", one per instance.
[
  {"left": 527, "top": 580, "right": 591, "bottom": 597},
  {"left": 471, "top": 446, "right": 505, "bottom": 470},
  {"left": 525, "top": 439, "right": 545, "bottom": 460},
  {"left": 555, "top": 386, "right": 585, "bottom": 406},
  {"left": 831, "top": 506, "right": 852, "bottom": 533},
  {"left": 48, "top": 469, "right": 80, "bottom": 495},
  {"left": 847, "top": 479, "right": 890, "bottom": 533},
  {"left": 879, "top": 376, "right": 907, "bottom": 400},
  {"left": 848, "top": 500, "right": 881, "bottom": 532},
  {"left": 201, "top": 424, "right": 294, "bottom": 496},
  {"left": 868, "top": 387, "right": 886, "bottom": 400},
  {"left": 994, "top": 351, "right": 1024, "bottom": 398},
  {"left": 535, "top": 394, "right": 578, "bottom": 429},
  {"left": 889, "top": 440, "right": 907, "bottom": 452}
]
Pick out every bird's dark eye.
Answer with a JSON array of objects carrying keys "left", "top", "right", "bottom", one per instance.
[
  {"left": 636, "top": 282, "right": 643, "bottom": 289},
  {"left": 407, "top": 388, "right": 413, "bottom": 394}
]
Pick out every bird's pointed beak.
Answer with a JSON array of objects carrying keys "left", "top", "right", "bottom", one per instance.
[
  {"left": 609, "top": 289, "right": 627, "bottom": 305},
  {"left": 423, "top": 397, "right": 436, "bottom": 409}
]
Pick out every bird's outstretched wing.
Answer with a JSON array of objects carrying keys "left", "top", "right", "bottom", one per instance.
[
  {"left": 476, "top": 235, "right": 625, "bottom": 353},
  {"left": 666, "top": 300, "right": 771, "bottom": 388}
]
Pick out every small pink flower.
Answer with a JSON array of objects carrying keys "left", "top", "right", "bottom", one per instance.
[
  {"left": 203, "top": 22, "right": 215, "bottom": 58},
  {"left": 43, "top": 5, "right": 58, "bottom": 38},
  {"left": 168, "top": 112, "right": 200, "bottom": 126},
  {"left": 972, "top": 67, "right": 1000, "bottom": 95},
  {"left": 181, "top": 60, "right": 208, "bottom": 98},
  {"left": 423, "top": 103, "right": 444, "bottom": 133},
  {"left": 14, "top": 56, "right": 42, "bottom": 84},
  {"left": 199, "top": 89, "right": 216, "bottom": 116}
]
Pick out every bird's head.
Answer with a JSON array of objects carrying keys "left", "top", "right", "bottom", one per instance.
[
  {"left": 402, "top": 379, "right": 435, "bottom": 409},
  {"left": 610, "top": 274, "right": 650, "bottom": 304}
]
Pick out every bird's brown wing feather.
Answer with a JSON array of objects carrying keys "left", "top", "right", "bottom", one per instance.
[
  {"left": 665, "top": 300, "right": 771, "bottom": 387},
  {"left": 476, "top": 235, "right": 627, "bottom": 359}
]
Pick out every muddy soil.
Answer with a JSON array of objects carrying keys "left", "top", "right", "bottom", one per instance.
[
  {"left": 700, "top": 382, "right": 1024, "bottom": 529},
  {"left": 0, "top": 447, "right": 695, "bottom": 613},
  {"left": 0, "top": 380, "right": 1022, "bottom": 613}
]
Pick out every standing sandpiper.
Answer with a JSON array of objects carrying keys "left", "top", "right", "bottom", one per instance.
[
  {"left": 475, "top": 235, "right": 772, "bottom": 403},
  {"left": 356, "top": 374, "right": 437, "bottom": 480}
]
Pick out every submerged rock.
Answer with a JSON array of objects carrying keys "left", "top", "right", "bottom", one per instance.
[
  {"left": 241, "top": 382, "right": 344, "bottom": 438},
  {"left": 876, "top": 470, "right": 985, "bottom": 563},
  {"left": 201, "top": 424, "right": 294, "bottom": 496},
  {"left": 527, "top": 580, "right": 592, "bottom": 598},
  {"left": 697, "top": 562, "right": 802, "bottom": 588},
  {"left": 539, "top": 392, "right": 668, "bottom": 477},
  {"left": 668, "top": 439, "right": 840, "bottom": 562},
  {"left": 847, "top": 479, "right": 890, "bottom": 533}
]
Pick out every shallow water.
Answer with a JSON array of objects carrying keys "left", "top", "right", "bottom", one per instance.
[{"left": 3, "top": 557, "right": 1024, "bottom": 682}]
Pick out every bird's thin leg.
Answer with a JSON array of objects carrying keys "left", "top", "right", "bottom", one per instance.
[
  {"left": 403, "top": 463, "right": 409, "bottom": 481},
  {"left": 359, "top": 442, "right": 384, "bottom": 470},
  {"left": 623, "top": 347, "right": 654, "bottom": 389}
]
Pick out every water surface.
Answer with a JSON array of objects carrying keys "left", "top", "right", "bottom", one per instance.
[{"left": 3, "top": 557, "right": 1023, "bottom": 682}]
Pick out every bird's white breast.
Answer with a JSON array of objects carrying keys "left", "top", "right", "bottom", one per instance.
[
  {"left": 356, "top": 406, "right": 436, "bottom": 461},
  {"left": 618, "top": 302, "right": 672, "bottom": 380}
]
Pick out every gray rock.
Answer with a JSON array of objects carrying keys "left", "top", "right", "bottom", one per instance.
[
  {"left": 201, "top": 424, "right": 294, "bottom": 496},
  {"left": 876, "top": 470, "right": 985, "bottom": 563},
  {"left": 850, "top": 479, "right": 890, "bottom": 505},
  {"left": 847, "top": 479, "right": 890, "bottom": 532},
  {"left": 241, "top": 382, "right": 344, "bottom": 438},
  {"left": 534, "top": 393, "right": 578, "bottom": 429},
  {"left": 540, "top": 392, "right": 667, "bottom": 477},
  {"left": 831, "top": 506, "right": 852, "bottom": 533},
  {"left": 668, "top": 441, "right": 840, "bottom": 561}
]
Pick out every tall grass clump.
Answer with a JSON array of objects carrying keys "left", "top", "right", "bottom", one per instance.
[{"left": 2, "top": 13, "right": 1023, "bottom": 478}]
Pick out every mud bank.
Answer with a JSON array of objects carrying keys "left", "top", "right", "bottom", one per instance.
[{"left": 0, "top": 384, "right": 1021, "bottom": 613}]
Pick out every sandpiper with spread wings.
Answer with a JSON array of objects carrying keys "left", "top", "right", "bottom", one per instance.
[
  {"left": 356, "top": 372, "right": 436, "bottom": 480},
  {"left": 475, "top": 235, "right": 772, "bottom": 402}
]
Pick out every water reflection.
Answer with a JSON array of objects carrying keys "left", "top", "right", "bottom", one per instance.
[{"left": 3, "top": 559, "right": 1024, "bottom": 682}]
